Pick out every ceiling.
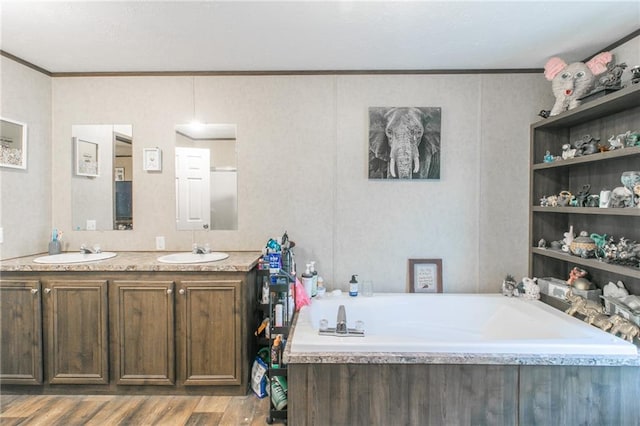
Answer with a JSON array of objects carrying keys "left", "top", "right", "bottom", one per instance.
[{"left": 1, "top": 1, "right": 639, "bottom": 74}]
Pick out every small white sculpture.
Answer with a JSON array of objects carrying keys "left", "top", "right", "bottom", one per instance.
[
  {"left": 520, "top": 277, "right": 540, "bottom": 300},
  {"left": 562, "top": 143, "right": 577, "bottom": 159}
]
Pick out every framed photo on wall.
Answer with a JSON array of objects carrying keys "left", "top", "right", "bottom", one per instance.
[
  {"left": 408, "top": 259, "right": 443, "bottom": 293},
  {"left": 0, "top": 117, "right": 27, "bottom": 169},
  {"left": 143, "top": 147, "right": 162, "bottom": 171},
  {"left": 75, "top": 137, "right": 99, "bottom": 177}
]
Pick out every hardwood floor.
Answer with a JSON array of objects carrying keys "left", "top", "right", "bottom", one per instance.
[{"left": 0, "top": 393, "right": 271, "bottom": 425}]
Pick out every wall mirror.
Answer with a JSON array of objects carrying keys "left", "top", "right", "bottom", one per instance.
[
  {"left": 71, "top": 124, "right": 133, "bottom": 231},
  {"left": 175, "top": 123, "right": 237, "bottom": 231}
]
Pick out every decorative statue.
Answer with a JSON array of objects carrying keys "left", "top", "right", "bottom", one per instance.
[
  {"left": 608, "top": 315, "right": 640, "bottom": 343},
  {"left": 585, "top": 312, "right": 613, "bottom": 331},
  {"left": 621, "top": 171, "right": 640, "bottom": 206},
  {"left": 567, "top": 267, "right": 588, "bottom": 285},
  {"left": 608, "top": 132, "right": 628, "bottom": 150},
  {"left": 544, "top": 52, "right": 612, "bottom": 116},
  {"left": 597, "top": 62, "right": 626, "bottom": 89},
  {"left": 573, "top": 135, "right": 599, "bottom": 156},
  {"left": 502, "top": 275, "right": 519, "bottom": 297},
  {"left": 575, "top": 184, "right": 591, "bottom": 207},
  {"left": 635, "top": 183, "right": 640, "bottom": 208},
  {"left": 609, "top": 186, "right": 633, "bottom": 208},
  {"left": 603, "top": 280, "right": 629, "bottom": 299},
  {"left": 519, "top": 277, "right": 540, "bottom": 300},
  {"left": 565, "top": 289, "right": 604, "bottom": 318},
  {"left": 562, "top": 143, "right": 577, "bottom": 159}
]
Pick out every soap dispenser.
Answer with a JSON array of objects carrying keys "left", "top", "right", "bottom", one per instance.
[
  {"left": 349, "top": 274, "right": 359, "bottom": 297},
  {"left": 302, "top": 264, "right": 313, "bottom": 298},
  {"left": 310, "top": 261, "right": 318, "bottom": 297}
]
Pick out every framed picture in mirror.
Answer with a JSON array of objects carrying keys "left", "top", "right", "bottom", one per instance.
[
  {"left": 408, "top": 258, "right": 443, "bottom": 293},
  {"left": 75, "top": 137, "right": 99, "bottom": 177},
  {"left": 1, "top": 117, "right": 27, "bottom": 169},
  {"left": 114, "top": 167, "right": 125, "bottom": 181}
]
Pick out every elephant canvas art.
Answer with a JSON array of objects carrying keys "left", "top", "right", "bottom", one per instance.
[{"left": 369, "top": 107, "right": 441, "bottom": 179}]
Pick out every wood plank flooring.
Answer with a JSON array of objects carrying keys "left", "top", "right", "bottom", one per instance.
[{"left": 0, "top": 393, "right": 271, "bottom": 425}]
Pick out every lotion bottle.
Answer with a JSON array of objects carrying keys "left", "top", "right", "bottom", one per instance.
[
  {"left": 302, "top": 264, "right": 313, "bottom": 299},
  {"left": 349, "top": 274, "right": 359, "bottom": 297}
]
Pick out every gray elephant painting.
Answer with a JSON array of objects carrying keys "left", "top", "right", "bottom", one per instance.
[{"left": 369, "top": 107, "right": 441, "bottom": 179}]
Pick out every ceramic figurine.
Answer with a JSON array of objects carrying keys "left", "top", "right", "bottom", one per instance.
[
  {"left": 575, "top": 184, "right": 591, "bottom": 207},
  {"left": 562, "top": 143, "right": 577, "bottom": 159},
  {"left": 567, "top": 267, "right": 588, "bottom": 285},
  {"left": 634, "top": 183, "right": 640, "bottom": 207},
  {"left": 597, "top": 62, "right": 627, "bottom": 89},
  {"left": 609, "top": 186, "right": 633, "bottom": 208},
  {"left": 546, "top": 195, "right": 558, "bottom": 207},
  {"left": 585, "top": 312, "right": 613, "bottom": 331},
  {"left": 501, "top": 275, "right": 519, "bottom": 297},
  {"left": 543, "top": 150, "right": 554, "bottom": 163},
  {"left": 557, "top": 190, "right": 573, "bottom": 207},
  {"left": 603, "top": 280, "right": 629, "bottom": 299},
  {"left": 585, "top": 194, "right": 600, "bottom": 207},
  {"left": 573, "top": 135, "right": 599, "bottom": 156},
  {"left": 621, "top": 171, "right": 640, "bottom": 206},
  {"left": 608, "top": 132, "right": 627, "bottom": 150},
  {"left": 608, "top": 315, "right": 640, "bottom": 343},
  {"left": 624, "top": 132, "right": 640, "bottom": 147},
  {"left": 519, "top": 277, "right": 540, "bottom": 300},
  {"left": 538, "top": 239, "right": 547, "bottom": 249},
  {"left": 565, "top": 289, "right": 604, "bottom": 318}
]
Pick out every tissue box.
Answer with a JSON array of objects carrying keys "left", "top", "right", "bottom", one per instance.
[
  {"left": 537, "top": 277, "right": 602, "bottom": 303},
  {"left": 601, "top": 296, "right": 640, "bottom": 327}
]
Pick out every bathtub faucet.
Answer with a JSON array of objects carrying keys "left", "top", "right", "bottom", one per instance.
[
  {"left": 318, "top": 305, "right": 365, "bottom": 337},
  {"left": 336, "top": 305, "right": 348, "bottom": 334}
]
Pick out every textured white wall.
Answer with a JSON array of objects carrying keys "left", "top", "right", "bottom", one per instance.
[
  {"left": 46, "top": 73, "right": 552, "bottom": 292},
  {"left": 0, "top": 57, "right": 52, "bottom": 259}
]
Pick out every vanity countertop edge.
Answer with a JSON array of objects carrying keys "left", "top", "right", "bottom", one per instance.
[{"left": 0, "top": 251, "right": 263, "bottom": 272}]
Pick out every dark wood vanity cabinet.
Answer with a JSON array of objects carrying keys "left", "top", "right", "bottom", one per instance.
[
  {"left": 177, "top": 280, "right": 242, "bottom": 386},
  {"left": 44, "top": 279, "right": 109, "bottom": 384},
  {"left": 111, "top": 280, "right": 176, "bottom": 385},
  {"left": 0, "top": 267, "right": 256, "bottom": 396},
  {"left": 0, "top": 280, "right": 43, "bottom": 385}
]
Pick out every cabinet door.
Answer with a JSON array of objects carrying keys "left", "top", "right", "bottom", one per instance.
[
  {"left": 111, "top": 280, "right": 175, "bottom": 385},
  {"left": 0, "top": 280, "right": 43, "bottom": 384},
  {"left": 44, "top": 280, "right": 108, "bottom": 384},
  {"left": 178, "top": 280, "right": 241, "bottom": 385}
]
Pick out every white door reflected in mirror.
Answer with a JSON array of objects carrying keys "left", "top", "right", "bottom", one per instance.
[{"left": 175, "top": 124, "right": 238, "bottom": 230}]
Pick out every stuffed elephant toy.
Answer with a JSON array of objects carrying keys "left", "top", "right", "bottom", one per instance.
[
  {"left": 544, "top": 52, "right": 612, "bottom": 116},
  {"left": 369, "top": 107, "right": 441, "bottom": 179}
]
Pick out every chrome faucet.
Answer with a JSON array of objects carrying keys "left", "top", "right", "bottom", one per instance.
[
  {"left": 318, "top": 304, "right": 365, "bottom": 337},
  {"left": 80, "top": 244, "right": 101, "bottom": 254},
  {"left": 192, "top": 243, "right": 210, "bottom": 254},
  {"left": 336, "top": 305, "right": 348, "bottom": 334}
]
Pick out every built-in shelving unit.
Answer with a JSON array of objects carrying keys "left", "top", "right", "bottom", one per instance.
[{"left": 529, "top": 83, "right": 640, "bottom": 297}]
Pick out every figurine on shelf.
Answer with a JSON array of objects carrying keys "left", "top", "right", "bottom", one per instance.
[
  {"left": 608, "top": 315, "right": 640, "bottom": 343},
  {"left": 585, "top": 194, "right": 600, "bottom": 207},
  {"left": 634, "top": 183, "right": 640, "bottom": 208},
  {"left": 608, "top": 132, "right": 627, "bottom": 150},
  {"left": 624, "top": 132, "right": 640, "bottom": 147},
  {"left": 501, "top": 275, "right": 519, "bottom": 297},
  {"left": 562, "top": 143, "right": 577, "bottom": 159},
  {"left": 597, "top": 62, "right": 627, "bottom": 90},
  {"left": 557, "top": 190, "right": 573, "bottom": 207},
  {"left": 573, "top": 135, "right": 599, "bottom": 156},
  {"left": 565, "top": 289, "right": 604, "bottom": 318},
  {"left": 575, "top": 184, "right": 591, "bottom": 207},
  {"left": 609, "top": 186, "right": 633, "bottom": 208},
  {"left": 543, "top": 150, "right": 554, "bottom": 163},
  {"left": 567, "top": 266, "right": 588, "bottom": 285},
  {"left": 518, "top": 277, "right": 540, "bottom": 300},
  {"left": 538, "top": 239, "right": 547, "bottom": 249},
  {"left": 585, "top": 312, "right": 613, "bottom": 331}
]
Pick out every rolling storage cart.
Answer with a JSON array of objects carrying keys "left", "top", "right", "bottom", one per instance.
[{"left": 256, "top": 237, "right": 296, "bottom": 425}]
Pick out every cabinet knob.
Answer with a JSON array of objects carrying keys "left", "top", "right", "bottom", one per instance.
[
  {"left": 31, "top": 288, "right": 39, "bottom": 294},
  {"left": 167, "top": 289, "right": 173, "bottom": 295},
  {"left": 179, "top": 289, "right": 185, "bottom": 295},
  {"left": 44, "top": 288, "right": 51, "bottom": 294}
]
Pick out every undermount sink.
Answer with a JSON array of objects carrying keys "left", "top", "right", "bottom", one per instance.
[
  {"left": 157, "top": 252, "right": 229, "bottom": 264},
  {"left": 33, "top": 252, "right": 118, "bottom": 264}
]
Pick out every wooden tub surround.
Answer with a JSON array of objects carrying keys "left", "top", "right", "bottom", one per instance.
[
  {"left": 285, "top": 320, "right": 640, "bottom": 425},
  {"left": 0, "top": 251, "right": 261, "bottom": 396}
]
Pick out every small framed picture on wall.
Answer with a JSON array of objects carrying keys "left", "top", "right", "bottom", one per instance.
[
  {"left": 143, "top": 147, "right": 162, "bottom": 171},
  {"left": 408, "top": 259, "right": 443, "bottom": 293}
]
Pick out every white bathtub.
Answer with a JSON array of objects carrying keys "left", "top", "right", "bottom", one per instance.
[{"left": 289, "top": 293, "right": 638, "bottom": 356}]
